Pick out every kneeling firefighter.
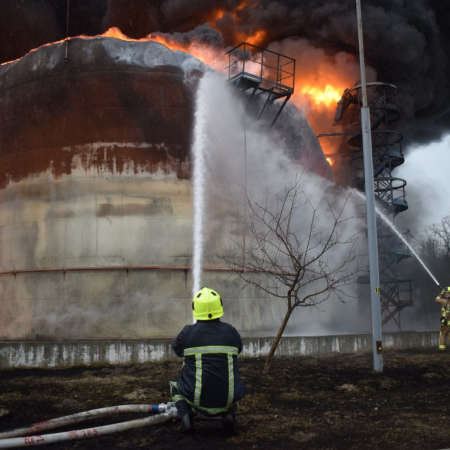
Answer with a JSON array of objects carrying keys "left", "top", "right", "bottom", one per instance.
[
  {"left": 170, "top": 287, "right": 246, "bottom": 435},
  {"left": 435, "top": 286, "right": 450, "bottom": 351}
]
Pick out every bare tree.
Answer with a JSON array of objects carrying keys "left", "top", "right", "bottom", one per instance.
[
  {"left": 221, "top": 177, "right": 362, "bottom": 370},
  {"left": 425, "top": 215, "right": 450, "bottom": 258}
]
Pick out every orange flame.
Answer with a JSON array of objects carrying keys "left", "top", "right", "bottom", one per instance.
[
  {"left": 212, "top": 9, "right": 226, "bottom": 21},
  {"left": 244, "top": 30, "right": 267, "bottom": 47},
  {"left": 100, "top": 27, "right": 189, "bottom": 51},
  {"left": 98, "top": 27, "right": 220, "bottom": 67},
  {"left": 101, "top": 27, "right": 132, "bottom": 40},
  {"left": 285, "top": 50, "right": 359, "bottom": 162},
  {"left": 301, "top": 84, "right": 343, "bottom": 107},
  {"left": 207, "top": 0, "right": 266, "bottom": 47}
]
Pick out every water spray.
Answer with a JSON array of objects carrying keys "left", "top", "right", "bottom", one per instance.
[
  {"left": 191, "top": 75, "right": 210, "bottom": 297},
  {"left": 352, "top": 189, "right": 442, "bottom": 288}
]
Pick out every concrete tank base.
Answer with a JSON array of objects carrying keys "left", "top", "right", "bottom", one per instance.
[{"left": 0, "top": 331, "right": 438, "bottom": 369}]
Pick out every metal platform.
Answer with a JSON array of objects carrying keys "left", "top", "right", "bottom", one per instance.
[{"left": 226, "top": 42, "right": 295, "bottom": 126}]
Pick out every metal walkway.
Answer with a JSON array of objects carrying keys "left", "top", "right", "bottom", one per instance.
[{"left": 226, "top": 42, "right": 295, "bottom": 127}]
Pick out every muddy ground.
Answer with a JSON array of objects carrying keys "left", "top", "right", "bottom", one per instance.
[{"left": 1, "top": 348, "right": 450, "bottom": 450}]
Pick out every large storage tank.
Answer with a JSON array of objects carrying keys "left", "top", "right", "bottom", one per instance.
[{"left": 0, "top": 37, "right": 332, "bottom": 341}]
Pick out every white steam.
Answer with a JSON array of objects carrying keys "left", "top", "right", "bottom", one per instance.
[{"left": 190, "top": 70, "right": 370, "bottom": 335}]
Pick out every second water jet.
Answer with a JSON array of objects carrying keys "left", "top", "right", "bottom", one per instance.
[{"left": 353, "top": 189, "right": 441, "bottom": 288}]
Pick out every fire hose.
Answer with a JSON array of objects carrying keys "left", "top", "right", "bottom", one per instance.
[{"left": 0, "top": 403, "right": 178, "bottom": 449}]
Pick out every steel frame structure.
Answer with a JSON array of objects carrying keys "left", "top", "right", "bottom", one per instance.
[
  {"left": 226, "top": 42, "right": 295, "bottom": 127},
  {"left": 335, "top": 82, "right": 413, "bottom": 329}
]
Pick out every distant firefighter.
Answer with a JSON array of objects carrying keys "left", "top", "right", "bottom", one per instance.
[{"left": 435, "top": 286, "right": 450, "bottom": 351}]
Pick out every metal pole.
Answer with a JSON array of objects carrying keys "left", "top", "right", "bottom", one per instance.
[
  {"left": 243, "top": 114, "right": 247, "bottom": 269},
  {"left": 356, "top": 0, "right": 383, "bottom": 372},
  {"left": 64, "top": 0, "right": 70, "bottom": 62}
]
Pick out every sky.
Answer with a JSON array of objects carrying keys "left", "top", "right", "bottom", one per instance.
[{"left": 396, "top": 132, "right": 450, "bottom": 235}]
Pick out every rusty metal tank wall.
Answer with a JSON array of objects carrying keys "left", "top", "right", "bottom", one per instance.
[
  {"left": 0, "top": 38, "right": 203, "bottom": 340},
  {"left": 0, "top": 37, "right": 336, "bottom": 341},
  {"left": 0, "top": 38, "right": 195, "bottom": 185}
]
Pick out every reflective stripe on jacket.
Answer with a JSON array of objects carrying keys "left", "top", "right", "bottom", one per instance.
[
  {"left": 442, "top": 304, "right": 450, "bottom": 321},
  {"left": 172, "top": 319, "right": 246, "bottom": 414},
  {"left": 435, "top": 297, "right": 450, "bottom": 321}
]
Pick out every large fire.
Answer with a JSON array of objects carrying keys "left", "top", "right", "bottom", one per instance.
[
  {"left": 5, "top": 0, "right": 355, "bottom": 167},
  {"left": 102, "top": 27, "right": 206, "bottom": 59},
  {"left": 100, "top": 26, "right": 348, "bottom": 126}
]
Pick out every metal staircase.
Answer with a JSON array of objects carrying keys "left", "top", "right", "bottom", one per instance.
[{"left": 335, "top": 82, "right": 413, "bottom": 329}]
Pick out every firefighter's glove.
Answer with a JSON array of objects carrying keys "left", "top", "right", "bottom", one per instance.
[{"left": 440, "top": 289, "right": 446, "bottom": 297}]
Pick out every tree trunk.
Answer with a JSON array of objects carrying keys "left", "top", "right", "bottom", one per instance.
[{"left": 264, "top": 306, "right": 295, "bottom": 371}]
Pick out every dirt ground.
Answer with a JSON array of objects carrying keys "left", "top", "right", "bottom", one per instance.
[{"left": 1, "top": 348, "right": 450, "bottom": 450}]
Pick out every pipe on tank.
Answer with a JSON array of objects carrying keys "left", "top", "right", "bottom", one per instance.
[{"left": 0, "top": 266, "right": 245, "bottom": 276}]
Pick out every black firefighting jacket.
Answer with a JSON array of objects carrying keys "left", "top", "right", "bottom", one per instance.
[{"left": 172, "top": 319, "right": 246, "bottom": 414}]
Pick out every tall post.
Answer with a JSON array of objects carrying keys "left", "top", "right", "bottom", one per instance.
[{"left": 356, "top": 0, "right": 383, "bottom": 371}]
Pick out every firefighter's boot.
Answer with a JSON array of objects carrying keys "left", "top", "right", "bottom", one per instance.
[{"left": 222, "top": 410, "right": 237, "bottom": 436}]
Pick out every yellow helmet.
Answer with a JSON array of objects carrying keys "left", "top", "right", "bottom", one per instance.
[
  {"left": 441, "top": 286, "right": 450, "bottom": 296},
  {"left": 192, "top": 287, "right": 224, "bottom": 320}
]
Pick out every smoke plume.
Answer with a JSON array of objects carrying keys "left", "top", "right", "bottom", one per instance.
[{"left": 0, "top": 0, "right": 448, "bottom": 147}]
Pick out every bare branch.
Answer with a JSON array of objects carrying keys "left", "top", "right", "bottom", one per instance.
[{"left": 218, "top": 178, "right": 362, "bottom": 370}]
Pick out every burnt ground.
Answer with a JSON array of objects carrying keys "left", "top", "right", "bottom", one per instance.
[{"left": 1, "top": 348, "right": 450, "bottom": 450}]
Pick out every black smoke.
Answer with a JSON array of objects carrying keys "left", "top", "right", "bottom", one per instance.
[{"left": 0, "top": 0, "right": 449, "bottom": 147}]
